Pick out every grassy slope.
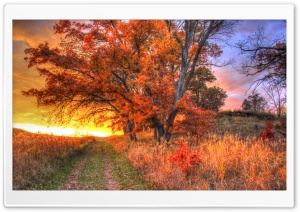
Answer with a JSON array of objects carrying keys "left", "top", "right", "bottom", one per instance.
[{"left": 213, "top": 116, "right": 266, "bottom": 138}]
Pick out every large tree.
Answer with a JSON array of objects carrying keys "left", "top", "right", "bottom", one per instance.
[
  {"left": 23, "top": 20, "right": 236, "bottom": 143},
  {"left": 163, "top": 20, "right": 236, "bottom": 141}
]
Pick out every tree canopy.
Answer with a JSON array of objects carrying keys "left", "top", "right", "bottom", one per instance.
[{"left": 23, "top": 20, "right": 236, "bottom": 143}]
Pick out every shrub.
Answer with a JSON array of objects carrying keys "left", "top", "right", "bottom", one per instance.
[
  {"left": 169, "top": 141, "right": 201, "bottom": 176},
  {"left": 259, "top": 120, "right": 275, "bottom": 141}
]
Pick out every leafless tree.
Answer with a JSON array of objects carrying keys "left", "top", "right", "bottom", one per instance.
[{"left": 261, "top": 81, "right": 286, "bottom": 117}]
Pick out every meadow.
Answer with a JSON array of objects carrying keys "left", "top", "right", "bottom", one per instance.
[
  {"left": 13, "top": 128, "right": 94, "bottom": 190},
  {"left": 106, "top": 114, "right": 286, "bottom": 190},
  {"left": 13, "top": 113, "right": 286, "bottom": 190}
]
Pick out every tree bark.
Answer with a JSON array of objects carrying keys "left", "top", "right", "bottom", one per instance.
[
  {"left": 124, "top": 120, "right": 137, "bottom": 141},
  {"left": 153, "top": 127, "right": 157, "bottom": 139},
  {"left": 164, "top": 108, "right": 178, "bottom": 142},
  {"left": 163, "top": 20, "right": 228, "bottom": 143},
  {"left": 156, "top": 125, "right": 165, "bottom": 144}
]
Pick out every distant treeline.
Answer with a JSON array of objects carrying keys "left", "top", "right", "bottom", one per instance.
[{"left": 217, "top": 110, "right": 278, "bottom": 120}]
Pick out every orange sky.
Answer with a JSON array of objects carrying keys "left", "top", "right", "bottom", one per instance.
[
  {"left": 12, "top": 20, "right": 286, "bottom": 136},
  {"left": 13, "top": 20, "right": 118, "bottom": 136}
]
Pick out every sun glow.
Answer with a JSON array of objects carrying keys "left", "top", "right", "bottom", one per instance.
[{"left": 13, "top": 123, "right": 110, "bottom": 137}]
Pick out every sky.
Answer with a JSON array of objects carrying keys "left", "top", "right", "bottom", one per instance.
[{"left": 12, "top": 20, "right": 286, "bottom": 136}]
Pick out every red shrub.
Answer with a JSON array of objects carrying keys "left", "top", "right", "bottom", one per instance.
[
  {"left": 169, "top": 141, "right": 201, "bottom": 175},
  {"left": 259, "top": 120, "right": 275, "bottom": 141}
]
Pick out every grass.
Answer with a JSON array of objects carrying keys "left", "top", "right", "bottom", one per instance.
[
  {"left": 124, "top": 135, "right": 286, "bottom": 190},
  {"left": 13, "top": 128, "right": 94, "bottom": 190},
  {"left": 105, "top": 115, "right": 286, "bottom": 190},
  {"left": 37, "top": 142, "right": 93, "bottom": 190},
  {"left": 13, "top": 115, "right": 286, "bottom": 191},
  {"left": 77, "top": 141, "right": 106, "bottom": 190},
  {"left": 103, "top": 141, "right": 152, "bottom": 190},
  {"left": 212, "top": 116, "right": 266, "bottom": 139}
]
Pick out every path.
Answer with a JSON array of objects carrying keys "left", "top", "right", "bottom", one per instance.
[
  {"left": 59, "top": 141, "right": 120, "bottom": 190},
  {"left": 102, "top": 144, "right": 121, "bottom": 190},
  {"left": 59, "top": 155, "right": 87, "bottom": 190}
]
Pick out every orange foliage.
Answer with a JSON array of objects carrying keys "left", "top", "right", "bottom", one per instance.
[
  {"left": 24, "top": 20, "right": 228, "bottom": 142},
  {"left": 173, "top": 95, "right": 216, "bottom": 136}
]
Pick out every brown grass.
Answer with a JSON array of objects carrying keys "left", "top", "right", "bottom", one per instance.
[
  {"left": 106, "top": 132, "right": 286, "bottom": 190},
  {"left": 13, "top": 128, "right": 94, "bottom": 190}
]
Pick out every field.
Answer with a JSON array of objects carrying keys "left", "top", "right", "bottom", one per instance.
[
  {"left": 13, "top": 114, "right": 286, "bottom": 190},
  {"left": 13, "top": 128, "right": 94, "bottom": 190}
]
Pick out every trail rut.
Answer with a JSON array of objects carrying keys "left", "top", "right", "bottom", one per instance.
[
  {"left": 59, "top": 155, "right": 87, "bottom": 190},
  {"left": 102, "top": 144, "right": 120, "bottom": 190}
]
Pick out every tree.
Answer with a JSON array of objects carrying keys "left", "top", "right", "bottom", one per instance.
[
  {"left": 188, "top": 67, "right": 216, "bottom": 103},
  {"left": 188, "top": 67, "right": 227, "bottom": 112},
  {"left": 23, "top": 20, "right": 161, "bottom": 141},
  {"left": 163, "top": 20, "right": 236, "bottom": 142},
  {"left": 23, "top": 20, "right": 236, "bottom": 144},
  {"left": 261, "top": 82, "right": 286, "bottom": 117},
  {"left": 236, "top": 26, "right": 286, "bottom": 89},
  {"left": 241, "top": 91, "right": 268, "bottom": 112},
  {"left": 198, "top": 86, "right": 227, "bottom": 112}
]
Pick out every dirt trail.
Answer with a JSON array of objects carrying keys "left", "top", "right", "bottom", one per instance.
[
  {"left": 59, "top": 142, "right": 120, "bottom": 190},
  {"left": 102, "top": 144, "right": 120, "bottom": 190},
  {"left": 59, "top": 155, "right": 87, "bottom": 190}
]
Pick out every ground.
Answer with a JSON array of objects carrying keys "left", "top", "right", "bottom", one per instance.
[{"left": 36, "top": 141, "right": 151, "bottom": 190}]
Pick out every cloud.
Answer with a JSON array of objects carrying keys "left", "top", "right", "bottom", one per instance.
[{"left": 13, "top": 20, "right": 60, "bottom": 47}]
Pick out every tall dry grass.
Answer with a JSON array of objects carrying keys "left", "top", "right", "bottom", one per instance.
[
  {"left": 13, "top": 128, "right": 94, "bottom": 189},
  {"left": 106, "top": 133, "right": 286, "bottom": 190}
]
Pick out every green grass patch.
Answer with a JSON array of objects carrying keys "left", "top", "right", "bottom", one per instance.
[
  {"left": 77, "top": 141, "right": 106, "bottom": 190},
  {"left": 104, "top": 142, "right": 152, "bottom": 190}
]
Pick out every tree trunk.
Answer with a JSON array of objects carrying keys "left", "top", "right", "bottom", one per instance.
[
  {"left": 156, "top": 125, "right": 165, "bottom": 144},
  {"left": 164, "top": 108, "right": 178, "bottom": 142},
  {"left": 154, "top": 128, "right": 157, "bottom": 139},
  {"left": 124, "top": 120, "right": 137, "bottom": 141}
]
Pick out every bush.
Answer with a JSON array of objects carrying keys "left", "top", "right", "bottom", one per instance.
[
  {"left": 169, "top": 141, "right": 201, "bottom": 176},
  {"left": 259, "top": 120, "right": 275, "bottom": 141}
]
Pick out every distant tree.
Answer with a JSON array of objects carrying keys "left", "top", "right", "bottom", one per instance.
[
  {"left": 198, "top": 86, "right": 227, "bottom": 112},
  {"left": 236, "top": 26, "right": 286, "bottom": 89},
  {"left": 188, "top": 67, "right": 216, "bottom": 104},
  {"left": 241, "top": 91, "right": 268, "bottom": 112},
  {"left": 261, "top": 82, "right": 286, "bottom": 117},
  {"left": 188, "top": 67, "right": 227, "bottom": 112},
  {"left": 241, "top": 99, "right": 252, "bottom": 111}
]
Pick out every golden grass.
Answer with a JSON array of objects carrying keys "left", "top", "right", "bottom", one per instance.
[
  {"left": 106, "top": 133, "right": 286, "bottom": 190},
  {"left": 13, "top": 128, "right": 94, "bottom": 189}
]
